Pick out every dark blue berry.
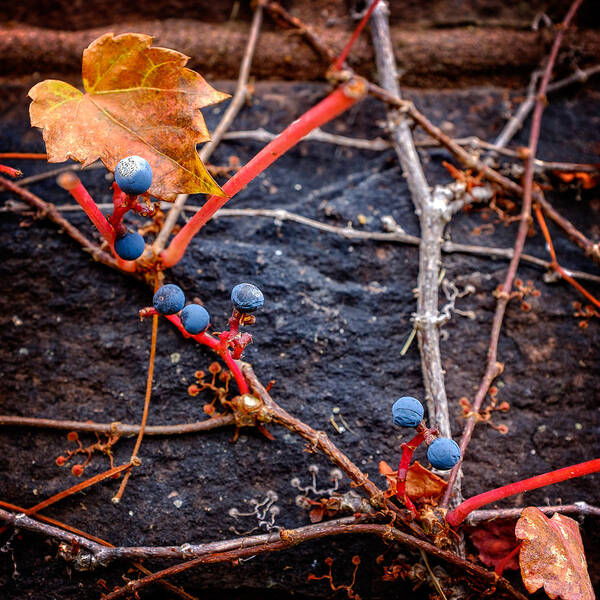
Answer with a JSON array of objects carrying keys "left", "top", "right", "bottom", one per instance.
[
  {"left": 231, "top": 283, "right": 264, "bottom": 313},
  {"left": 115, "top": 155, "right": 153, "bottom": 195},
  {"left": 181, "top": 304, "right": 210, "bottom": 334},
  {"left": 153, "top": 284, "right": 185, "bottom": 315},
  {"left": 427, "top": 438, "right": 461, "bottom": 470},
  {"left": 392, "top": 397, "right": 424, "bottom": 427},
  {"left": 114, "top": 230, "right": 145, "bottom": 260}
]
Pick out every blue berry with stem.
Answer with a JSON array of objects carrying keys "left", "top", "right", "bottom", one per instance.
[
  {"left": 427, "top": 438, "right": 461, "bottom": 470},
  {"left": 181, "top": 304, "right": 210, "bottom": 334},
  {"left": 231, "top": 283, "right": 264, "bottom": 313},
  {"left": 115, "top": 156, "right": 153, "bottom": 195},
  {"left": 153, "top": 284, "right": 185, "bottom": 315},
  {"left": 392, "top": 396, "right": 424, "bottom": 427},
  {"left": 114, "top": 230, "right": 145, "bottom": 260}
]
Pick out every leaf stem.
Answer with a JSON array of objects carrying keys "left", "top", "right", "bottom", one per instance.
[
  {"left": 446, "top": 458, "right": 600, "bottom": 526},
  {"left": 161, "top": 79, "right": 366, "bottom": 267}
]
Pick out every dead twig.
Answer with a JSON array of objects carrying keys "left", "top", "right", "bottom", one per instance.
[
  {"left": 0, "top": 414, "right": 235, "bottom": 435},
  {"left": 466, "top": 502, "right": 600, "bottom": 525}
]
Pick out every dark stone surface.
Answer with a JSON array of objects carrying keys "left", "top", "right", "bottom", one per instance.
[{"left": 0, "top": 81, "right": 599, "bottom": 598}]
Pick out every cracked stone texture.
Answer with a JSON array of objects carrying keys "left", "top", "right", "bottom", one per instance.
[{"left": 0, "top": 81, "right": 599, "bottom": 599}]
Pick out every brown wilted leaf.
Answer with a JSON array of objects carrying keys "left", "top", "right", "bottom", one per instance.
[
  {"left": 405, "top": 461, "right": 447, "bottom": 500},
  {"left": 515, "top": 507, "right": 594, "bottom": 600},
  {"left": 378, "top": 460, "right": 446, "bottom": 501},
  {"left": 29, "top": 33, "right": 229, "bottom": 201}
]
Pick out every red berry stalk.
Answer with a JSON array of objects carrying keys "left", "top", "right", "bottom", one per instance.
[
  {"left": 396, "top": 424, "right": 438, "bottom": 515},
  {"left": 446, "top": 457, "right": 600, "bottom": 526},
  {"left": 57, "top": 172, "right": 139, "bottom": 272},
  {"left": 142, "top": 310, "right": 249, "bottom": 395},
  {"left": 161, "top": 79, "right": 367, "bottom": 268}
]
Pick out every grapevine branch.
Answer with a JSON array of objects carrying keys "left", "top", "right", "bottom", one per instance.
[
  {"left": 0, "top": 508, "right": 527, "bottom": 600},
  {"left": 441, "top": 0, "right": 585, "bottom": 507}
]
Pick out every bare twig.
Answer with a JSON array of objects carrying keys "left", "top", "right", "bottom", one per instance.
[
  {"left": 492, "top": 63, "right": 600, "bottom": 152},
  {"left": 442, "top": 0, "right": 585, "bottom": 508},
  {"left": 466, "top": 502, "right": 600, "bottom": 525},
  {"left": 152, "top": 3, "right": 263, "bottom": 254},
  {"left": 7, "top": 199, "right": 600, "bottom": 283},
  {"left": 370, "top": 0, "right": 453, "bottom": 449},
  {"left": 222, "top": 127, "right": 391, "bottom": 150},
  {"left": 0, "top": 175, "right": 119, "bottom": 270},
  {"left": 0, "top": 414, "right": 235, "bottom": 435}
]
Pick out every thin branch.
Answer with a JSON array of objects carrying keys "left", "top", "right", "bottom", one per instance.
[
  {"left": 152, "top": 3, "right": 263, "bottom": 254},
  {"left": 222, "top": 127, "right": 391, "bottom": 150},
  {"left": 260, "top": 1, "right": 336, "bottom": 64},
  {"left": 466, "top": 502, "right": 600, "bottom": 525},
  {"left": 98, "top": 522, "right": 529, "bottom": 600},
  {"left": 442, "top": 0, "right": 585, "bottom": 508},
  {"left": 370, "top": 1, "right": 453, "bottom": 452},
  {"left": 0, "top": 415, "right": 235, "bottom": 435},
  {"left": 7, "top": 199, "right": 600, "bottom": 283},
  {"left": 0, "top": 175, "right": 119, "bottom": 270},
  {"left": 112, "top": 309, "right": 158, "bottom": 503},
  {"left": 0, "top": 507, "right": 526, "bottom": 600},
  {"left": 492, "top": 63, "right": 600, "bottom": 152}
]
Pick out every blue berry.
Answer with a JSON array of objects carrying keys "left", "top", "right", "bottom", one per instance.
[
  {"left": 427, "top": 438, "right": 461, "bottom": 470},
  {"left": 231, "top": 283, "right": 264, "bottom": 313},
  {"left": 153, "top": 284, "right": 185, "bottom": 315},
  {"left": 392, "top": 397, "right": 424, "bottom": 427},
  {"left": 114, "top": 230, "right": 145, "bottom": 260},
  {"left": 181, "top": 304, "right": 210, "bottom": 334},
  {"left": 115, "top": 155, "right": 153, "bottom": 195}
]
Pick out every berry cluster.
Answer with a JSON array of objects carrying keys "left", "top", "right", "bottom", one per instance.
[
  {"left": 111, "top": 155, "right": 154, "bottom": 261},
  {"left": 392, "top": 396, "right": 461, "bottom": 470},
  {"left": 150, "top": 282, "right": 264, "bottom": 343}
]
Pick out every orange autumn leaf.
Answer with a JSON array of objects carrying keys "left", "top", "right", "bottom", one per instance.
[
  {"left": 515, "top": 507, "right": 594, "bottom": 600},
  {"left": 29, "top": 33, "right": 229, "bottom": 201},
  {"left": 378, "top": 460, "right": 447, "bottom": 501}
]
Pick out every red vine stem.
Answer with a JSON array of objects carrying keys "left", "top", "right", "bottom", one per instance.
[
  {"left": 163, "top": 313, "right": 249, "bottom": 395},
  {"left": 396, "top": 430, "right": 426, "bottom": 515},
  {"left": 56, "top": 172, "right": 139, "bottom": 272},
  {"left": 441, "top": 0, "right": 584, "bottom": 507},
  {"left": 332, "top": 0, "right": 381, "bottom": 71},
  {"left": 0, "top": 164, "right": 22, "bottom": 177},
  {"left": 161, "top": 79, "right": 366, "bottom": 268},
  {"left": 534, "top": 202, "right": 600, "bottom": 308},
  {"left": 446, "top": 457, "right": 600, "bottom": 526}
]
